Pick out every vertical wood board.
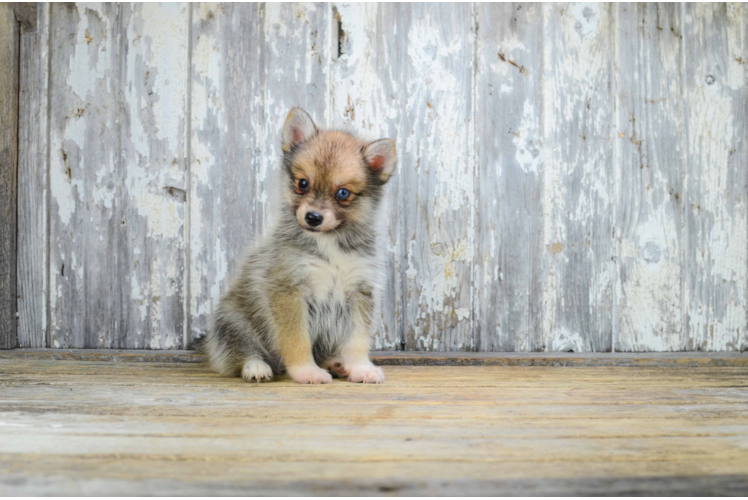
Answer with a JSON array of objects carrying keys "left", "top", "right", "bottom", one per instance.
[
  {"left": 189, "top": 3, "right": 264, "bottom": 342},
  {"left": 615, "top": 3, "right": 686, "bottom": 351},
  {"left": 474, "top": 3, "right": 545, "bottom": 352},
  {"left": 541, "top": 3, "right": 616, "bottom": 352},
  {"left": 119, "top": 3, "right": 189, "bottom": 348},
  {"left": 17, "top": 3, "right": 50, "bottom": 348},
  {"left": 396, "top": 3, "right": 475, "bottom": 351},
  {"left": 684, "top": 3, "right": 747, "bottom": 351},
  {"left": 0, "top": 3, "right": 19, "bottom": 349}
]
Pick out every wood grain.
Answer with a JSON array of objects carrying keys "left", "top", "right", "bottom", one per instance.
[
  {"left": 1, "top": 358, "right": 747, "bottom": 495},
  {"left": 16, "top": 3, "right": 49, "bottom": 348},
  {"left": 48, "top": 3, "right": 119, "bottom": 348},
  {"left": 684, "top": 3, "right": 747, "bottom": 351},
  {"left": 615, "top": 4, "right": 686, "bottom": 351},
  {"left": 474, "top": 3, "right": 544, "bottom": 351},
  {"left": 0, "top": 3, "right": 19, "bottom": 349},
  {"left": 541, "top": 3, "right": 615, "bottom": 352},
  {"left": 395, "top": 4, "right": 475, "bottom": 351},
  {"left": 119, "top": 3, "right": 189, "bottom": 349}
]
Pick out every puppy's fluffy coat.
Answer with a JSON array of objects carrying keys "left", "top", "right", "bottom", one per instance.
[{"left": 203, "top": 108, "right": 396, "bottom": 384}]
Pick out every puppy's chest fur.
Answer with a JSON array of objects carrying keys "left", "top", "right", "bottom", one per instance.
[{"left": 301, "top": 239, "right": 376, "bottom": 304}]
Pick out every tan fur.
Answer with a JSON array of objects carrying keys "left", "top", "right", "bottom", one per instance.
[{"left": 270, "top": 291, "right": 313, "bottom": 369}]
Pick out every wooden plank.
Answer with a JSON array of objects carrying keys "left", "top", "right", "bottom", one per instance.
[
  {"left": 188, "top": 3, "right": 331, "bottom": 343},
  {"left": 0, "top": 360, "right": 747, "bottom": 495},
  {"left": 2, "top": 474, "right": 748, "bottom": 497},
  {"left": 188, "top": 3, "right": 264, "bottom": 343},
  {"left": 48, "top": 3, "right": 120, "bottom": 348},
  {"left": 17, "top": 3, "right": 49, "bottom": 348},
  {"left": 10, "top": 3, "right": 36, "bottom": 32},
  {"left": 684, "top": 3, "right": 748, "bottom": 351},
  {"left": 474, "top": 3, "right": 544, "bottom": 351},
  {"left": 117, "top": 3, "right": 189, "bottom": 348},
  {"left": 408, "top": 3, "right": 473, "bottom": 351},
  {"left": 541, "top": 3, "right": 615, "bottom": 352},
  {"left": 330, "top": 3, "right": 402, "bottom": 350},
  {"left": 1, "top": 348, "right": 748, "bottom": 367},
  {"left": 0, "top": 4, "right": 19, "bottom": 349},
  {"left": 615, "top": 4, "right": 686, "bottom": 351},
  {"left": 391, "top": 4, "right": 475, "bottom": 351}
]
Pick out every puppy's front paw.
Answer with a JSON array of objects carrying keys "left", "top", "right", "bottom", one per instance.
[
  {"left": 347, "top": 362, "right": 385, "bottom": 384},
  {"left": 242, "top": 358, "right": 273, "bottom": 382},
  {"left": 288, "top": 364, "right": 333, "bottom": 384}
]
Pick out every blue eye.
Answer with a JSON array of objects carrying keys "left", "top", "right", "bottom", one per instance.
[{"left": 336, "top": 188, "right": 351, "bottom": 201}]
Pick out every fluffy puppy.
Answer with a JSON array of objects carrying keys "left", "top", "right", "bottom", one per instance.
[{"left": 203, "top": 108, "right": 396, "bottom": 384}]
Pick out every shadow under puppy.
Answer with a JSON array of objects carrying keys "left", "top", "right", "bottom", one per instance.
[{"left": 203, "top": 108, "right": 396, "bottom": 384}]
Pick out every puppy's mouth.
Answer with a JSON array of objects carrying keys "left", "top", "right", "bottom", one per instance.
[{"left": 300, "top": 222, "right": 342, "bottom": 234}]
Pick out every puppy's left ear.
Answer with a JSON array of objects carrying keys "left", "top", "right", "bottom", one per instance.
[
  {"left": 364, "top": 139, "right": 397, "bottom": 183},
  {"left": 282, "top": 107, "right": 318, "bottom": 153}
]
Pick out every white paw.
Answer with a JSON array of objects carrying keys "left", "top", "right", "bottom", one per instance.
[
  {"left": 242, "top": 358, "right": 273, "bottom": 382},
  {"left": 347, "top": 362, "right": 385, "bottom": 384},
  {"left": 288, "top": 364, "right": 333, "bottom": 384}
]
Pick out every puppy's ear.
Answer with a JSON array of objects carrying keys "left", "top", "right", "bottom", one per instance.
[
  {"left": 282, "top": 108, "right": 318, "bottom": 153},
  {"left": 364, "top": 139, "right": 397, "bottom": 183}
]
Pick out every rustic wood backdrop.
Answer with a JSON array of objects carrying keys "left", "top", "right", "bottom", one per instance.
[{"left": 13, "top": 3, "right": 748, "bottom": 352}]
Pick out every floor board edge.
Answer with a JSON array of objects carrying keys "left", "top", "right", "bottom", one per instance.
[{"left": 1, "top": 348, "right": 747, "bottom": 367}]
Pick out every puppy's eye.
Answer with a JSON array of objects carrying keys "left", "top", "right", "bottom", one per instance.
[
  {"left": 336, "top": 188, "right": 351, "bottom": 201},
  {"left": 297, "top": 179, "right": 309, "bottom": 192}
]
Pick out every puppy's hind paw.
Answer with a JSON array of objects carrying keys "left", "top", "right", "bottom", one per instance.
[
  {"left": 242, "top": 358, "right": 273, "bottom": 382},
  {"left": 347, "top": 363, "right": 385, "bottom": 384},
  {"left": 322, "top": 359, "right": 349, "bottom": 378}
]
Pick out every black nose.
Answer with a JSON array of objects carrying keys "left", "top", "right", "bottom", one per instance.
[{"left": 305, "top": 212, "right": 323, "bottom": 227}]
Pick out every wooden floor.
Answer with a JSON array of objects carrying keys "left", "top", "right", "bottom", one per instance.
[{"left": 1, "top": 355, "right": 748, "bottom": 495}]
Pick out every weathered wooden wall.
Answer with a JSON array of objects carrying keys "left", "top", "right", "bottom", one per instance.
[{"left": 14, "top": 3, "right": 748, "bottom": 352}]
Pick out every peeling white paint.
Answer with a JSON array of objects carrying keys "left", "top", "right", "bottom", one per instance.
[
  {"left": 138, "top": 3, "right": 188, "bottom": 152},
  {"left": 67, "top": 5, "right": 112, "bottom": 102},
  {"left": 548, "top": 328, "right": 587, "bottom": 352},
  {"left": 406, "top": 16, "right": 472, "bottom": 219},
  {"left": 513, "top": 101, "right": 542, "bottom": 175}
]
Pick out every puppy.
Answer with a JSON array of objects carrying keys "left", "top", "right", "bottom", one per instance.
[{"left": 203, "top": 108, "right": 396, "bottom": 384}]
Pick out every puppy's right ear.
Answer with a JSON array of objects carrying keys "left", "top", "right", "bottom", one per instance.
[{"left": 282, "top": 108, "right": 318, "bottom": 153}]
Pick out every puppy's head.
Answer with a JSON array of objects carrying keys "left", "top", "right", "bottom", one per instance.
[{"left": 281, "top": 107, "right": 396, "bottom": 234}]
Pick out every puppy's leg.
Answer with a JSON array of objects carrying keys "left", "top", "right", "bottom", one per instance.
[
  {"left": 340, "top": 289, "right": 385, "bottom": 384},
  {"left": 271, "top": 291, "right": 332, "bottom": 384}
]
